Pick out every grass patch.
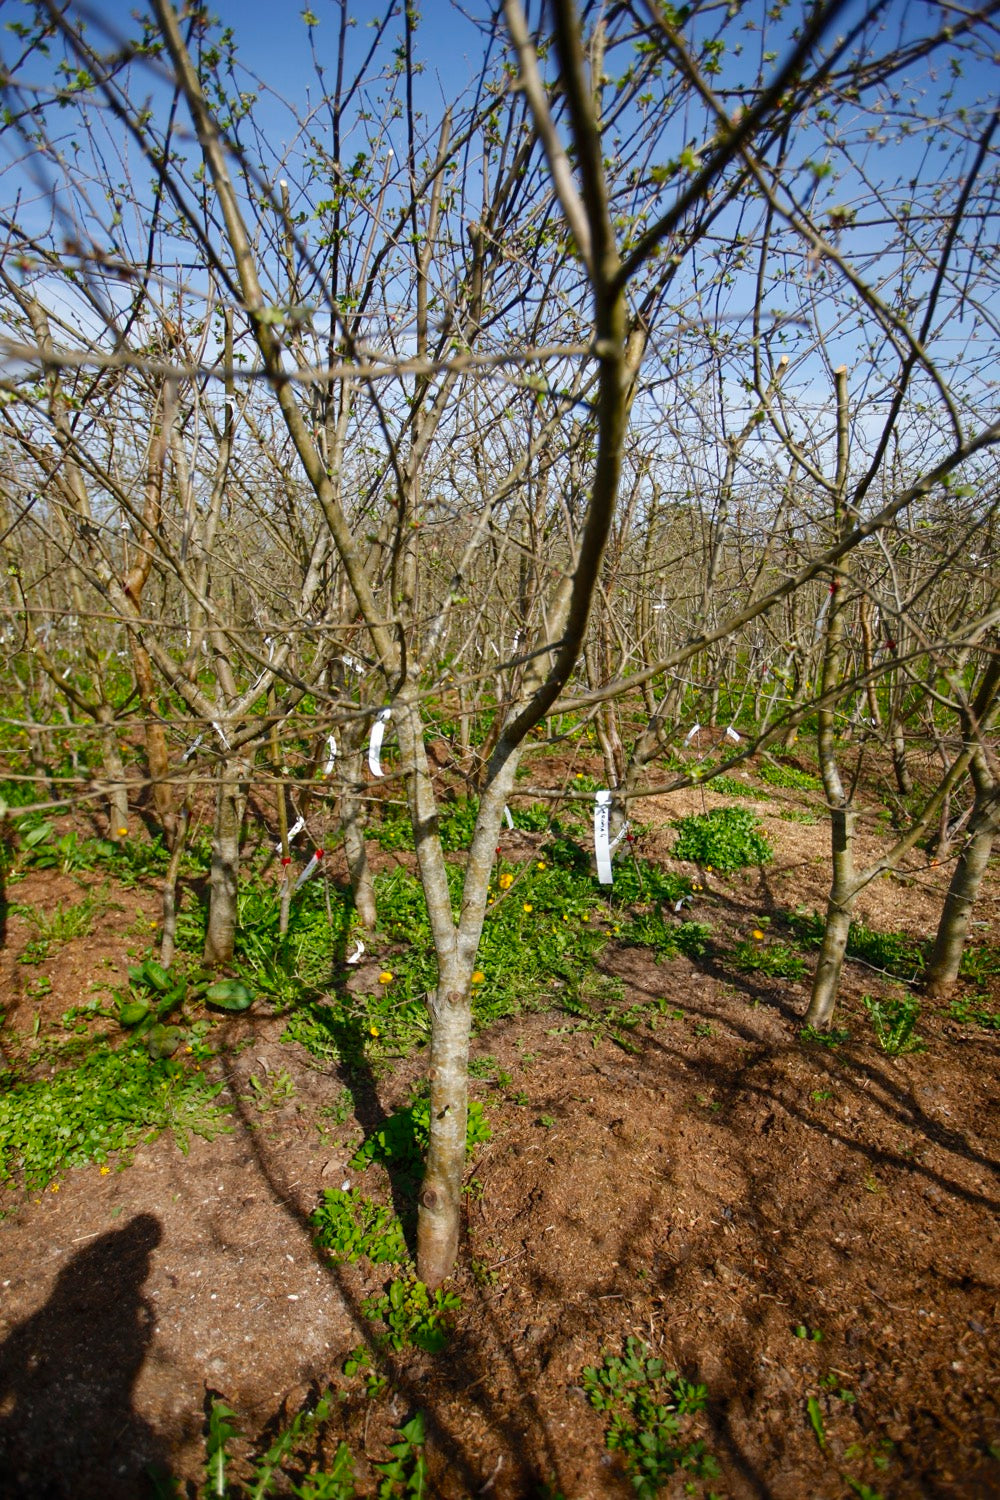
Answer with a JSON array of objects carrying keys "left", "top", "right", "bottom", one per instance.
[{"left": 760, "top": 761, "right": 823, "bottom": 791}]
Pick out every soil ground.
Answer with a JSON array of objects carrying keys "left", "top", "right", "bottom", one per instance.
[{"left": 1, "top": 764, "right": 998, "bottom": 1499}]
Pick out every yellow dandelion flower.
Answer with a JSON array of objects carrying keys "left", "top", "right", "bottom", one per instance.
[
  {"left": 562, "top": 913, "right": 569, "bottom": 922},
  {"left": 498, "top": 872, "right": 514, "bottom": 889},
  {"left": 471, "top": 971, "right": 485, "bottom": 984},
  {"left": 100, "top": 1166, "right": 110, "bottom": 1176},
  {"left": 51, "top": 1183, "right": 60, "bottom": 1193},
  {"left": 575, "top": 772, "right": 584, "bottom": 779},
  {"left": 536, "top": 860, "right": 547, "bottom": 870},
  {"left": 369, "top": 1024, "right": 380, "bottom": 1037},
  {"left": 581, "top": 913, "right": 589, "bottom": 923},
  {"left": 705, "top": 865, "right": 713, "bottom": 873},
  {"left": 117, "top": 827, "right": 128, "bottom": 837},
  {"left": 378, "top": 970, "right": 394, "bottom": 984},
  {"left": 751, "top": 929, "right": 765, "bottom": 941},
  {"left": 522, "top": 902, "right": 533, "bottom": 913}
]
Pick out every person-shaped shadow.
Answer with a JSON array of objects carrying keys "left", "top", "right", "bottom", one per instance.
[{"left": 0, "top": 1212, "right": 173, "bottom": 1498}]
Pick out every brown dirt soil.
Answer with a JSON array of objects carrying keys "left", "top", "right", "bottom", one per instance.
[{"left": 1, "top": 777, "right": 999, "bottom": 1499}]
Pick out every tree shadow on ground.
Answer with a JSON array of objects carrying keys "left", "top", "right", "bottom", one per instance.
[{"left": 0, "top": 1212, "right": 172, "bottom": 1500}]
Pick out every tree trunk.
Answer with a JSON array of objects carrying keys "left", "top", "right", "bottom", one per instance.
[
  {"left": 131, "top": 637, "right": 177, "bottom": 848},
  {"left": 804, "top": 845, "right": 856, "bottom": 1029},
  {"left": 924, "top": 781, "right": 1000, "bottom": 997},
  {"left": 416, "top": 961, "right": 474, "bottom": 1288},
  {"left": 204, "top": 753, "right": 249, "bottom": 967},
  {"left": 159, "top": 803, "right": 190, "bottom": 968},
  {"left": 97, "top": 704, "right": 130, "bottom": 839}
]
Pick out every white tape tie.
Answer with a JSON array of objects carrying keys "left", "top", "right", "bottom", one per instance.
[
  {"left": 609, "top": 820, "right": 630, "bottom": 853},
  {"left": 182, "top": 733, "right": 204, "bottom": 763},
  {"left": 276, "top": 816, "right": 305, "bottom": 853},
  {"left": 594, "top": 790, "right": 613, "bottom": 885},
  {"left": 212, "top": 719, "right": 231, "bottom": 749},
  {"left": 323, "top": 734, "right": 337, "bottom": 776},
  {"left": 684, "top": 723, "right": 701, "bottom": 745},
  {"left": 345, "top": 937, "right": 365, "bottom": 965},
  {"left": 726, "top": 725, "right": 741, "bottom": 743},
  {"left": 368, "top": 708, "right": 390, "bottom": 777},
  {"left": 294, "top": 849, "right": 323, "bottom": 891},
  {"left": 814, "top": 592, "right": 831, "bottom": 640},
  {"left": 503, "top": 805, "right": 514, "bottom": 830},
  {"left": 343, "top": 654, "right": 364, "bottom": 676}
]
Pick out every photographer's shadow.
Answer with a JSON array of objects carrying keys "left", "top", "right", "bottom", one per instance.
[{"left": 0, "top": 1212, "right": 173, "bottom": 1498}]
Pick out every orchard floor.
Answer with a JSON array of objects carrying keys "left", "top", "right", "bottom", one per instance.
[{"left": 1, "top": 777, "right": 998, "bottom": 1499}]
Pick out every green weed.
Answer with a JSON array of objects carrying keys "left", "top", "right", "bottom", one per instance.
[
  {"left": 245, "top": 1068, "right": 296, "bottom": 1111},
  {"left": 362, "top": 1277, "right": 460, "bottom": 1354},
  {"left": 862, "top": 994, "right": 924, "bottom": 1055},
  {"left": 13, "top": 891, "right": 109, "bottom": 963},
  {"left": 959, "top": 943, "right": 1000, "bottom": 982},
  {"left": 311, "top": 1187, "right": 407, "bottom": 1265},
  {"left": 0, "top": 1041, "right": 229, "bottom": 1188},
  {"left": 671, "top": 807, "right": 773, "bottom": 874},
  {"left": 807, "top": 1395, "right": 826, "bottom": 1450},
  {"left": 800, "top": 1025, "right": 850, "bottom": 1048},
  {"left": 201, "top": 1389, "right": 354, "bottom": 1499},
  {"left": 619, "top": 910, "right": 712, "bottom": 961},
  {"left": 945, "top": 997, "right": 1000, "bottom": 1030},
  {"left": 373, "top": 1411, "right": 427, "bottom": 1499},
  {"left": 786, "top": 911, "right": 927, "bottom": 982},
  {"left": 730, "top": 939, "right": 807, "bottom": 980},
  {"left": 708, "top": 774, "right": 762, "bottom": 799},
  {"left": 846, "top": 923, "right": 925, "bottom": 982},
  {"left": 582, "top": 1338, "right": 719, "bottom": 1498},
  {"left": 760, "top": 761, "right": 822, "bottom": 791},
  {"left": 350, "top": 1096, "right": 491, "bottom": 1185}
]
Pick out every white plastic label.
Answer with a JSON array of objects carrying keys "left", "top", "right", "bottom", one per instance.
[
  {"left": 345, "top": 937, "right": 365, "bottom": 965},
  {"left": 684, "top": 723, "right": 701, "bottom": 745},
  {"left": 503, "top": 805, "right": 514, "bottom": 830},
  {"left": 368, "top": 708, "right": 391, "bottom": 777},
  {"left": 594, "top": 790, "right": 613, "bottom": 885},
  {"left": 275, "top": 815, "right": 305, "bottom": 853},
  {"left": 294, "top": 849, "right": 323, "bottom": 890},
  {"left": 725, "top": 725, "right": 741, "bottom": 743},
  {"left": 323, "top": 734, "right": 337, "bottom": 776}
]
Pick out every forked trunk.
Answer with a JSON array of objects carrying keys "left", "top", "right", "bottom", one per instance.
[{"left": 204, "top": 754, "right": 249, "bottom": 967}]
